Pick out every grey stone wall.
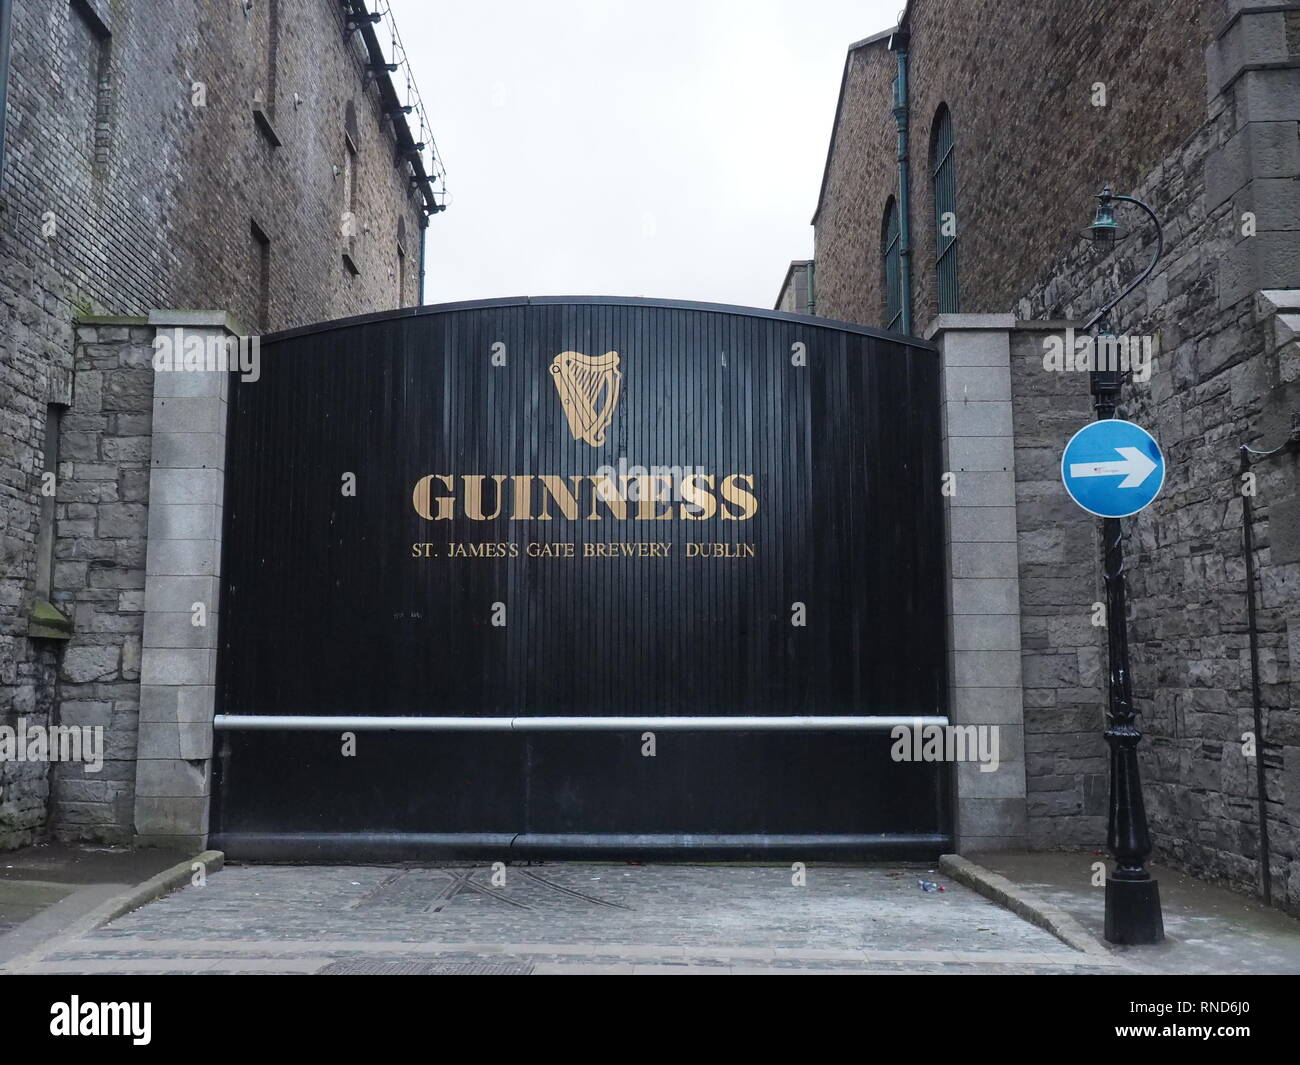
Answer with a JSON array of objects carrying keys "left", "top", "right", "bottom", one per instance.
[
  {"left": 1008, "top": 324, "right": 1108, "bottom": 850},
  {"left": 1016, "top": 10, "right": 1300, "bottom": 907},
  {"left": 23, "top": 313, "right": 239, "bottom": 847},
  {"left": 44, "top": 318, "right": 154, "bottom": 844},
  {"left": 0, "top": 636, "right": 55, "bottom": 850},
  {"left": 803, "top": 0, "right": 1300, "bottom": 910},
  {"left": 1, "top": 0, "right": 432, "bottom": 849}
]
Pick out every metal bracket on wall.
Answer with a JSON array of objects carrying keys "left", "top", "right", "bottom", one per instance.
[
  {"left": 342, "top": 4, "right": 381, "bottom": 42},
  {"left": 364, "top": 61, "right": 398, "bottom": 85},
  {"left": 394, "top": 141, "right": 425, "bottom": 168}
]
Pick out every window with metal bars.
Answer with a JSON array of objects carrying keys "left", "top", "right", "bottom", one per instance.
[
  {"left": 882, "top": 197, "right": 902, "bottom": 331},
  {"left": 930, "top": 106, "right": 959, "bottom": 313}
]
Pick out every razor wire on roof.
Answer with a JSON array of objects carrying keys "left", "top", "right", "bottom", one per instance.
[
  {"left": 380, "top": 1, "right": 448, "bottom": 206},
  {"left": 348, "top": 0, "right": 448, "bottom": 216}
]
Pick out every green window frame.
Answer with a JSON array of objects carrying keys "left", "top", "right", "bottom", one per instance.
[
  {"left": 882, "top": 197, "right": 902, "bottom": 331},
  {"left": 931, "top": 106, "right": 959, "bottom": 313}
]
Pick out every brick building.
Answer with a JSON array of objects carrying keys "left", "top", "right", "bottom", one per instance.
[
  {"left": 0, "top": 0, "right": 444, "bottom": 849},
  {"left": 788, "top": 0, "right": 1300, "bottom": 910}
]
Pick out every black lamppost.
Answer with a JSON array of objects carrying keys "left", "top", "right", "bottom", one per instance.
[{"left": 1080, "top": 185, "right": 1165, "bottom": 944}]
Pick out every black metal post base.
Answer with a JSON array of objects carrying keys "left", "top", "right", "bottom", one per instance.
[{"left": 1105, "top": 876, "right": 1164, "bottom": 944}]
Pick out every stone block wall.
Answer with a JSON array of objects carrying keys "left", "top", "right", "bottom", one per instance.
[
  {"left": 26, "top": 314, "right": 236, "bottom": 846},
  {"left": 43, "top": 319, "right": 156, "bottom": 844},
  {"left": 803, "top": 0, "right": 1300, "bottom": 909},
  {"left": 1, "top": 0, "right": 433, "bottom": 850},
  {"left": 1006, "top": 324, "right": 1109, "bottom": 849},
  {"left": 1016, "top": 12, "right": 1300, "bottom": 906}
]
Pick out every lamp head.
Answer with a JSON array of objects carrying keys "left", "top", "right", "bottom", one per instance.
[{"left": 1084, "top": 184, "right": 1124, "bottom": 243}]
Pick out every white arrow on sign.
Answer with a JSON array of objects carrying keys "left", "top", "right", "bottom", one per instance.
[{"left": 1068, "top": 447, "right": 1158, "bottom": 489}]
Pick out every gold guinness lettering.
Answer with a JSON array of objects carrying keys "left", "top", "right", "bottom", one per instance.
[
  {"left": 679, "top": 474, "right": 717, "bottom": 520},
  {"left": 720, "top": 474, "right": 759, "bottom": 520},
  {"left": 462, "top": 475, "right": 508, "bottom": 521},
  {"left": 536, "top": 475, "right": 583, "bottom": 520},
  {"left": 412, "top": 474, "right": 455, "bottom": 521},
  {"left": 632, "top": 474, "right": 674, "bottom": 520},
  {"left": 587, "top": 475, "right": 627, "bottom": 520},
  {"left": 412, "top": 473, "right": 757, "bottom": 521}
]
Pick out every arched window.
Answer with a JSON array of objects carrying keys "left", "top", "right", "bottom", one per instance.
[
  {"left": 930, "top": 106, "right": 959, "bottom": 313},
  {"left": 881, "top": 197, "right": 902, "bottom": 331}
]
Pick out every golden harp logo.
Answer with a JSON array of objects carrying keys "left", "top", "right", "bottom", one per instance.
[{"left": 550, "top": 350, "right": 622, "bottom": 447}]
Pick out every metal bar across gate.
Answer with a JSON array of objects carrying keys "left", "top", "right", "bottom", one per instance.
[{"left": 213, "top": 715, "right": 949, "bottom": 732}]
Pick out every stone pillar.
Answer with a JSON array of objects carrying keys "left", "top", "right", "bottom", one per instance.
[
  {"left": 133, "top": 310, "right": 243, "bottom": 849},
  {"left": 926, "top": 314, "right": 1028, "bottom": 851},
  {"left": 1206, "top": 2, "right": 1300, "bottom": 309}
]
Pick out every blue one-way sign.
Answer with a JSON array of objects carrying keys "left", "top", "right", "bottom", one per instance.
[{"left": 1061, "top": 419, "right": 1165, "bottom": 518}]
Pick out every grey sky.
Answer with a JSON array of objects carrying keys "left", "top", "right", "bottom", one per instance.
[{"left": 389, "top": 0, "right": 901, "bottom": 308}]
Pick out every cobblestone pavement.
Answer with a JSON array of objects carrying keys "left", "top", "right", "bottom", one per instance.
[{"left": 2, "top": 862, "right": 1127, "bottom": 974}]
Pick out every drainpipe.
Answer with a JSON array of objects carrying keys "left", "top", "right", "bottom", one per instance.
[
  {"left": 0, "top": 0, "right": 14, "bottom": 179},
  {"left": 1237, "top": 414, "right": 1300, "bottom": 907},
  {"left": 806, "top": 261, "right": 816, "bottom": 316},
  {"left": 418, "top": 214, "right": 427, "bottom": 305},
  {"left": 888, "top": 27, "right": 913, "bottom": 336}
]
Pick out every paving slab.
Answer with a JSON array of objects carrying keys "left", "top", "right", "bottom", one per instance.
[
  {"left": 2, "top": 860, "right": 1121, "bottom": 975},
  {"left": 970, "top": 851, "right": 1300, "bottom": 975},
  {"left": 0, "top": 843, "right": 190, "bottom": 967}
]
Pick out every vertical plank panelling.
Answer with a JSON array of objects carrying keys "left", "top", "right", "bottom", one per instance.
[{"left": 214, "top": 299, "right": 949, "bottom": 854}]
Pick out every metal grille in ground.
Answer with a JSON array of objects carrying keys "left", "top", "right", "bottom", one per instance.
[
  {"left": 351, "top": 867, "right": 632, "bottom": 912},
  {"left": 316, "top": 960, "right": 534, "bottom": 975}
]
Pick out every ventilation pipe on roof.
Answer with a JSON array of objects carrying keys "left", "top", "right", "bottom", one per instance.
[{"left": 888, "top": 27, "right": 913, "bottom": 336}]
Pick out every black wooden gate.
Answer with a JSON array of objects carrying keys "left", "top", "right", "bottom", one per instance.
[{"left": 211, "top": 297, "right": 950, "bottom": 859}]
